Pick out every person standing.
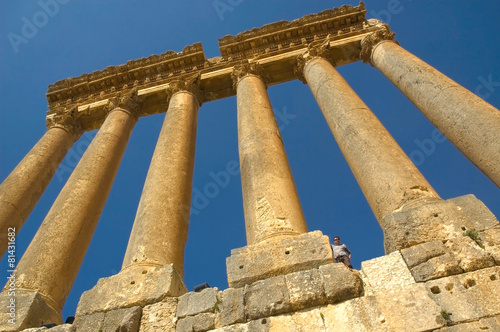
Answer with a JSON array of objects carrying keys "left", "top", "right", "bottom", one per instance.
[{"left": 331, "top": 236, "right": 353, "bottom": 268}]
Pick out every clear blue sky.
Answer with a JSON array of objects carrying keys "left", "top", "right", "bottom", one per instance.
[{"left": 1, "top": 0, "right": 499, "bottom": 321}]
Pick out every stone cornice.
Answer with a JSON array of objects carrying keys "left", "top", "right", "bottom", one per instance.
[
  {"left": 218, "top": 2, "right": 366, "bottom": 61},
  {"left": 360, "top": 19, "right": 398, "bottom": 65}
]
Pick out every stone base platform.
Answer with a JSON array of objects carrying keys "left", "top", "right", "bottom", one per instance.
[{"left": 226, "top": 230, "right": 335, "bottom": 288}]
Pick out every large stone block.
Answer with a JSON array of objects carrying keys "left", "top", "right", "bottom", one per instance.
[
  {"left": 176, "top": 288, "right": 219, "bottom": 318},
  {"left": 176, "top": 313, "right": 216, "bottom": 332},
  {"left": 321, "top": 296, "right": 390, "bottom": 332},
  {"left": 481, "top": 225, "right": 500, "bottom": 265},
  {"left": 217, "top": 288, "right": 245, "bottom": 327},
  {"left": 139, "top": 297, "right": 177, "bottom": 332},
  {"left": 268, "top": 309, "right": 325, "bottom": 332},
  {"left": 444, "top": 237, "right": 495, "bottom": 272},
  {"left": 285, "top": 268, "right": 326, "bottom": 310},
  {"left": 0, "top": 289, "right": 61, "bottom": 332},
  {"left": 73, "top": 311, "right": 105, "bottom": 332},
  {"left": 381, "top": 197, "right": 481, "bottom": 253},
  {"left": 425, "top": 266, "right": 500, "bottom": 324},
  {"left": 102, "top": 306, "right": 142, "bottom": 332},
  {"left": 433, "top": 315, "right": 500, "bottom": 331},
  {"left": 448, "top": 194, "right": 499, "bottom": 231},
  {"left": 376, "top": 283, "right": 446, "bottom": 332},
  {"left": 361, "top": 251, "right": 415, "bottom": 295},
  {"left": 76, "top": 264, "right": 186, "bottom": 316},
  {"left": 319, "top": 263, "right": 363, "bottom": 304},
  {"left": 244, "top": 275, "right": 292, "bottom": 320},
  {"left": 226, "top": 231, "right": 334, "bottom": 288}
]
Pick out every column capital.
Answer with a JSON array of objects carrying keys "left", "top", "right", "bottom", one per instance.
[
  {"left": 360, "top": 20, "right": 398, "bottom": 66},
  {"left": 294, "top": 38, "right": 334, "bottom": 83},
  {"left": 231, "top": 62, "right": 267, "bottom": 90},
  {"left": 165, "top": 73, "right": 202, "bottom": 105},
  {"left": 105, "top": 88, "right": 143, "bottom": 117},
  {"left": 46, "top": 106, "right": 83, "bottom": 141}
]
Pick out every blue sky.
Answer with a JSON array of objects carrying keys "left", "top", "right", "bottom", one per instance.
[{"left": 1, "top": 0, "right": 499, "bottom": 321}]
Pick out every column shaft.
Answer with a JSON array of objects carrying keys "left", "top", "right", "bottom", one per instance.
[
  {"left": 303, "top": 56, "right": 440, "bottom": 221},
  {"left": 237, "top": 74, "right": 307, "bottom": 245},
  {"left": 371, "top": 40, "right": 500, "bottom": 187},
  {"left": 13, "top": 108, "right": 136, "bottom": 313},
  {"left": 122, "top": 91, "right": 198, "bottom": 276},
  {"left": 0, "top": 127, "right": 74, "bottom": 257}
]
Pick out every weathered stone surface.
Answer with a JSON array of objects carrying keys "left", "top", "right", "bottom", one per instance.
[
  {"left": 0, "top": 289, "right": 61, "bottom": 332},
  {"left": 268, "top": 310, "right": 325, "bottom": 332},
  {"left": 102, "top": 306, "right": 142, "bottom": 332},
  {"left": 285, "top": 268, "right": 326, "bottom": 310},
  {"left": 20, "top": 328, "right": 47, "bottom": 332},
  {"left": 227, "top": 231, "right": 334, "bottom": 288},
  {"left": 376, "top": 283, "right": 446, "bottom": 331},
  {"left": 401, "top": 240, "right": 447, "bottom": 268},
  {"left": 139, "top": 297, "right": 177, "bottom": 332},
  {"left": 176, "top": 313, "right": 216, "bottom": 332},
  {"left": 76, "top": 264, "right": 186, "bottom": 316},
  {"left": 361, "top": 251, "right": 415, "bottom": 295},
  {"left": 210, "top": 323, "right": 251, "bottom": 332},
  {"left": 177, "top": 288, "right": 219, "bottom": 318},
  {"left": 444, "top": 237, "right": 495, "bottom": 272},
  {"left": 409, "top": 253, "right": 462, "bottom": 282},
  {"left": 434, "top": 315, "right": 500, "bottom": 331},
  {"left": 176, "top": 316, "right": 195, "bottom": 332},
  {"left": 401, "top": 240, "right": 462, "bottom": 282},
  {"left": 381, "top": 198, "right": 476, "bottom": 253},
  {"left": 73, "top": 311, "right": 105, "bottom": 332},
  {"left": 321, "top": 296, "right": 390, "bottom": 332},
  {"left": 217, "top": 288, "right": 245, "bottom": 327},
  {"left": 47, "top": 324, "right": 75, "bottom": 332},
  {"left": 448, "top": 194, "right": 499, "bottom": 231},
  {"left": 425, "top": 267, "right": 500, "bottom": 324},
  {"left": 319, "top": 263, "right": 363, "bottom": 303},
  {"left": 481, "top": 225, "right": 500, "bottom": 265},
  {"left": 244, "top": 275, "right": 292, "bottom": 320}
]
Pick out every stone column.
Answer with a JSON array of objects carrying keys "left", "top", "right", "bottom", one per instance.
[
  {"left": 1, "top": 92, "right": 139, "bottom": 329},
  {"left": 361, "top": 22, "right": 500, "bottom": 188},
  {"left": 299, "top": 52, "right": 440, "bottom": 222},
  {"left": 0, "top": 113, "right": 81, "bottom": 258},
  {"left": 232, "top": 63, "right": 308, "bottom": 245},
  {"left": 122, "top": 77, "right": 200, "bottom": 277}
]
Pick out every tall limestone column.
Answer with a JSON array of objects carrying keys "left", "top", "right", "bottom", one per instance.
[
  {"left": 0, "top": 111, "right": 81, "bottom": 258},
  {"left": 0, "top": 91, "right": 139, "bottom": 330},
  {"left": 232, "top": 63, "right": 308, "bottom": 245},
  {"left": 360, "top": 22, "right": 500, "bottom": 188},
  {"left": 298, "top": 49, "right": 440, "bottom": 223},
  {"left": 122, "top": 77, "right": 200, "bottom": 278}
]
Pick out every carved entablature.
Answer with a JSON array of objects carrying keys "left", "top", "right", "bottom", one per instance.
[
  {"left": 231, "top": 62, "right": 268, "bottom": 90},
  {"left": 294, "top": 37, "right": 335, "bottom": 83},
  {"left": 218, "top": 2, "right": 366, "bottom": 61},
  {"left": 360, "top": 19, "right": 398, "bottom": 65},
  {"left": 46, "top": 106, "right": 83, "bottom": 141},
  {"left": 46, "top": 43, "right": 207, "bottom": 110}
]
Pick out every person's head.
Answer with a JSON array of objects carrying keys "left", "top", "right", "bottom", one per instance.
[{"left": 333, "top": 236, "right": 340, "bottom": 244}]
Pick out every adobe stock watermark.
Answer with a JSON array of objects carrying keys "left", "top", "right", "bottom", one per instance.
[
  {"left": 475, "top": 73, "right": 500, "bottom": 100},
  {"left": 408, "top": 128, "right": 447, "bottom": 167},
  {"left": 7, "top": 0, "right": 72, "bottom": 54},
  {"left": 54, "top": 131, "right": 96, "bottom": 183},
  {"left": 213, "top": 0, "right": 244, "bottom": 21},
  {"left": 370, "top": 0, "right": 412, "bottom": 24},
  {"left": 190, "top": 106, "right": 297, "bottom": 216}
]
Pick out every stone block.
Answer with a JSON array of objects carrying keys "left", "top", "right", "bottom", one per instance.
[
  {"left": 361, "top": 251, "right": 415, "bottom": 295},
  {"left": 210, "top": 323, "right": 250, "bottom": 332},
  {"left": 73, "top": 312, "right": 105, "bottom": 332},
  {"left": 226, "top": 231, "right": 334, "bottom": 288},
  {"left": 176, "top": 316, "right": 195, "bottom": 332},
  {"left": 376, "top": 283, "right": 446, "bottom": 332},
  {"left": 425, "top": 266, "right": 500, "bottom": 324},
  {"left": 139, "top": 297, "right": 177, "bottom": 332},
  {"left": 319, "top": 263, "right": 363, "bottom": 304},
  {"left": 401, "top": 240, "right": 448, "bottom": 268},
  {"left": 449, "top": 194, "right": 499, "bottom": 231},
  {"left": 0, "top": 289, "right": 61, "bottom": 332},
  {"left": 445, "top": 237, "right": 495, "bottom": 272},
  {"left": 47, "top": 324, "right": 75, "bottom": 332},
  {"left": 285, "top": 268, "right": 326, "bottom": 310},
  {"left": 20, "top": 328, "right": 47, "bottom": 332},
  {"left": 381, "top": 198, "right": 477, "bottom": 253},
  {"left": 244, "top": 275, "right": 292, "bottom": 320},
  {"left": 321, "top": 296, "right": 390, "bottom": 332},
  {"left": 266, "top": 310, "right": 327, "bottom": 332},
  {"left": 176, "top": 288, "right": 219, "bottom": 318},
  {"left": 481, "top": 225, "right": 500, "bottom": 265},
  {"left": 76, "top": 264, "right": 186, "bottom": 316},
  {"left": 409, "top": 253, "right": 462, "bottom": 282},
  {"left": 217, "top": 288, "right": 245, "bottom": 327},
  {"left": 102, "top": 306, "right": 142, "bottom": 332},
  {"left": 192, "top": 313, "right": 216, "bottom": 332}
]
